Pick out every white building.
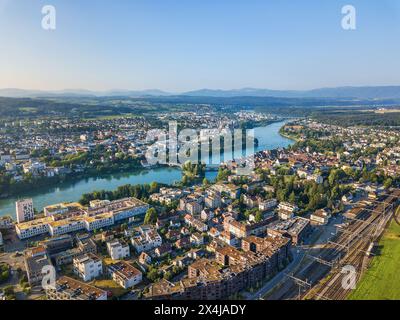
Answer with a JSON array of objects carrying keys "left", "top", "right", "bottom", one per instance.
[
  {"left": 107, "top": 240, "right": 130, "bottom": 260},
  {"left": 16, "top": 199, "right": 34, "bottom": 223},
  {"left": 84, "top": 212, "right": 114, "bottom": 232},
  {"left": 310, "top": 209, "right": 331, "bottom": 225},
  {"left": 259, "top": 198, "right": 278, "bottom": 211},
  {"left": 73, "top": 254, "right": 103, "bottom": 282},
  {"left": 16, "top": 217, "right": 51, "bottom": 240},
  {"left": 46, "top": 276, "right": 107, "bottom": 300},
  {"left": 131, "top": 226, "right": 162, "bottom": 253},
  {"left": 49, "top": 218, "right": 86, "bottom": 236},
  {"left": 108, "top": 261, "right": 142, "bottom": 289}
]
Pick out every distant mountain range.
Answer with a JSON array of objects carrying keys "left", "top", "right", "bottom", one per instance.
[{"left": 2, "top": 86, "right": 400, "bottom": 99}]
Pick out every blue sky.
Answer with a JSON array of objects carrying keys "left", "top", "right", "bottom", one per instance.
[{"left": 0, "top": 0, "right": 400, "bottom": 92}]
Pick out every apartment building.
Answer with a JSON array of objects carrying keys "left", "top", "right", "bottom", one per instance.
[
  {"left": 46, "top": 276, "right": 107, "bottom": 300},
  {"left": 108, "top": 261, "right": 142, "bottom": 289},
  {"left": 107, "top": 239, "right": 130, "bottom": 260},
  {"left": 73, "top": 254, "right": 103, "bottom": 282},
  {"left": 24, "top": 247, "right": 53, "bottom": 286},
  {"left": 16, "top": 199, "right": 34, "bottom": 223},
  {"left": 131, "top": 226, "right": 162, "bottom": 253}
]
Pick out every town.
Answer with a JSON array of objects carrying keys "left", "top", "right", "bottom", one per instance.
[{"left": 0, "top": 116, "right": 399, "bottom": 301}]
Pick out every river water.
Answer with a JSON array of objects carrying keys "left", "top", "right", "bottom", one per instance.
[{"left": 0, "top": 121, "right": 292, "bottom": 218}]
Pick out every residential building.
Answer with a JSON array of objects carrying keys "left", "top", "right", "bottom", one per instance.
[
  {"left": 46, "top": 276, "right": 107, "bottom": 300},
  {"left": 16, "top": 199, "right": 34, "bottom": 223},
  {"left": 108, "top": 261, "right": 142, "bottom": 289},
  {"left": 107, "top": 239, "right": 130, "bottom": 260},
  {"left": 73, "top": 254, "right": 103, "bottom": 282}
]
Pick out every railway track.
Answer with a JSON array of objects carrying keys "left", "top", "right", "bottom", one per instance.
[
  {"left": 266, "top": 190, "right": 400, "bottom": 300},
  {"left": 304, "top": 190, "right": 400, "bottom": 300}
]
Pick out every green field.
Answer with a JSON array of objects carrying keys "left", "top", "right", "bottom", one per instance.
[{"left": 348, "top": 219, "right": 400, "bottom": 300}]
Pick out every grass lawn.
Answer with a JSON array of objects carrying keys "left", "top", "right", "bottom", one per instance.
[
  {"left": 92, "top": 279, "right": 128, "bottom": 298},
  {"left": 348, "top": 219, "right": 400, "bottom": 300}
]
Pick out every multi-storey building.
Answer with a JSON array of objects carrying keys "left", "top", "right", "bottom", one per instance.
[
  {"left": 46, "top": 276, "right": 107, "bottom": 300},
  {"left": 108, "top": 261, "right": 142, "bottom": 289},
  {"left": 107, "top": 239, "right": 130, "bottom": 260},
  {"left": 16, "top": 199, "right": 34, "bottom": 223},
  {"left": 73, "top": 254, "right": 103, "bottom": 282}
]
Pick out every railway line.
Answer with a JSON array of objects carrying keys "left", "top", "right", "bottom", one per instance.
[{"left": 265, "top": 190, "right": 400, "bottom": 300}]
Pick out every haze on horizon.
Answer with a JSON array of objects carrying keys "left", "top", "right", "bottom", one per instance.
[{"left": 1, "top": 0, "right": 400, "bottom": 92}]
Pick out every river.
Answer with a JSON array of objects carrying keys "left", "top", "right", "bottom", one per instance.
[{"left": 0, "top": 120, "right": 292, "bottom": 218}]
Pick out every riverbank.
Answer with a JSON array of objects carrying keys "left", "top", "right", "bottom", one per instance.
[{"left": 0, "top": 120, "right": 292, "bottom": 218}]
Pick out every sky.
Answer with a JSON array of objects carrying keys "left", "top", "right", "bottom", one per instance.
[{"left": 0, "top": 0, "right": 400, "bottom": 92}]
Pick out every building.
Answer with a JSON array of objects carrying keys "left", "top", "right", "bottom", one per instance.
[
  {"left": 73, "top": 254, "right": 103, "bottom": 282},
  {"left": 259, "top": 198, "right": 278, "bottom": 212},
  {"left": 146, "top": 234, "right": 291, "bottom": 300},
  {"left": 0, "top": 216, "right": 14, "bottom": 229},
  {"left": 131, "top": 226, "right": 162, "bottom": 253},
  {"left": 24, "top": 247, "right": 52, "bottom": 286},
  {"left": 16, "top": 199, "right": 34, "bottom": 223},
  {"left": 278, "top": 202, "right": 299, "bottom": 220},
  {"left": 190, "top": 232, "right": 205, "bottom": 246},
  {"left": 49, "top": 217, "right": 86, "bottom": 236},
  {"left": 108, "top": 261, "right": 142, "bottom": 289},
  {"left": 44, "top": 202, "right": 83, "bottom": 217},
  {"left": 184, "top": 214, "right": 208, "bottom": 232},
  {"left": 46, "top": 276, "right": 107, "bottom": 300},
  {"left": 84, "top": 212, "right": 114, "bottom": 232},
  {"left": 107, "top": 239, "right": 130, "bottom": 260},
  {"left": 310, "top": 209, "right": 331, "bottom": 225},
  {"left": 267, "top": 217, "right": 311, "bottom": 245},
  {"left": 16, "top": 217, "right": 51, "bottom": 240},
  {"left": 0, "top": 231, "right": 3, "bottom": 247}
]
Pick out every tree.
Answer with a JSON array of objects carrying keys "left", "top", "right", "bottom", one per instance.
[
  {"left": 255, "top": 211, "right": 263, "bottom": 223},
  {"left": 384, "top": 178, "right": 393, "bottom": 189},
  {"left": 144, "top": 208, "right": 158, "bottom": 224},
  {"left": 202, "top": 178, "right": 209, "bottom": 186}
]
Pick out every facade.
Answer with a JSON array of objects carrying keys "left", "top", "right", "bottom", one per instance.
[
  {"left": 108, "top": 261, "right": 142, "bottom": 289},
  {"left": 146, "top": 234, "right": 291, "bottom": 300},
  {"left": 46, "top": 276, "right": 107, "bottom": 300},
  {"left": 131, "top": 226, "right": 162, "bottom": 253},
  {"left": 310, "top": 209, "right": 331, "bottom": 225},
  {"left": 107, "top": 239, "right": 130, "bottom": 260},
  {"left": 16, "top": 199, "right": 34, "bottom": 223},
  {"left": 15, "top": 197, "right": 147, "bottom": 240},
  {"left": 73, "top": 254, "right": 103, "bottom": 282},
  {"left": 24, "top": 248, "right": 52, "bottom": 286}
]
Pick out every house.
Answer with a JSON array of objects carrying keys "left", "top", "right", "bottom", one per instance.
[
  {"left": 259, "top": 198, "right": 277, "bottom": 212},
  {"left": 165, "top": 230, "right": 181, "bottom": 241},
  {"left": 310, "top": 209, "right": 331, "bottom": 225},
  {"left": 108, "top": 261, "right": 142, "bottom": 289},
  {"left": 46, "top": 276, "right": 107, "bottom": 300},
  {"left": 24, "top": 247, "right": 53, "bottom": 286},
  {"left": 190, "top": 233, "right": 205, "bottom": 246},
  {"left": 73, "top": 254, "right": 103, "bottom": 282},
  {"left": 131, "top": 226, "right": 162, "bottom": 253},
  {"left": 155, "top": 243, "right": 173, "bottom": 257},
  {"left": 218, "top": 230, "right": 238, "bottom": 246},
  {"left": 175, "top": 237, "right": 191, "bottom": 249},
  {"left": 138, "top": 252, "right": 152, "bottom": 265},
  {"left": 172, "top": 256, "right": 192, "bottom": 268},
  {"left": 208, "top": 227, "right": 220, "bottom": 238},
  {"left": 107, "top": 239, "right": 130, "bottom": 260},
  {"left": 200, "top": 209, "right": 214, "bottom": 222},
  {"left": 278, "top": 202, "right": 299, "bottom": 220}
]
